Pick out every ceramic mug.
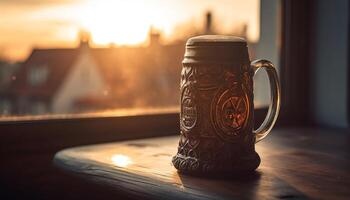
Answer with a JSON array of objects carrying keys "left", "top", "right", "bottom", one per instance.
[{"left": 172, "top": 35, "right": 280, "bottom": 175}]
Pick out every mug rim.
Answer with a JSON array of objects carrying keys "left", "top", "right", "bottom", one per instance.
[{"left": 186, "top": 35, "right": 247, "bottom": 47}]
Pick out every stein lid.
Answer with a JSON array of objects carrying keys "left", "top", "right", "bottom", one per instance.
[
  {"left": 184, "top": 35, "right": 249, "bottom": 64},
  {"left": 186, "top": 35, "right": 247, "bottom": 46}
]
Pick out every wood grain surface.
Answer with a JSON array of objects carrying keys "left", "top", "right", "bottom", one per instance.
[{"left": 54, "top": 128, "right": 350, "bottom": 200}]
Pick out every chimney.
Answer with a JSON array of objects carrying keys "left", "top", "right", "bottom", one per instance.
[
  {"left": 205, "top": 11, "right": 212, "bottom": 34},
  {"left": 79, "top": 30, "right": 91, "bottom": 48},
  {"left": 149, "top": 26, "right": 161, "bottom": 47}
]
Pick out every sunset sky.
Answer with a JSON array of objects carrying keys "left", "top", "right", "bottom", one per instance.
[{"left": 0, "top": 0, "right": 259, "bottom": 61}]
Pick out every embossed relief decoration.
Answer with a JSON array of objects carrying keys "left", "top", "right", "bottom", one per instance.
[
  {"left": 195, "top": 65, "right": 223, "bottom": 90},
  {"left": 211, "top": 69, "right": 250, "bottom": 142},
  {"left": 222, "top": 96, "right": 247, "bottom": 129},
  {"left": 180, "top": 66, "right": 197, "bottom": 132},
  {"left": 181, "top": 86, "right": 197, "bottom": 130},
  {"left": 180, "top": 65, "right": 224, "bottom": 136}
]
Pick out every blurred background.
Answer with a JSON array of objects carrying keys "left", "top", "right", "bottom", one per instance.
[
  {"left": 1, "top": 0, "right": 349, "bottom": 200},
  {"left": 0, "top": 0, "right": 277, "bottom": 117}
]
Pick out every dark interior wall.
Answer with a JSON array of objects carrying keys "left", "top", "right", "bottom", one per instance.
[
  {"left": 310, "top": 0, "right": 349, "bottom": 127},
  {"left": 0, "top": 114, "right": 179, "bottom": 200}
]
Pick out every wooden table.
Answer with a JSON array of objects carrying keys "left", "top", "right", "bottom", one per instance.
[{"left": 53, "top": 128, "right": 350, "bottom": 200}]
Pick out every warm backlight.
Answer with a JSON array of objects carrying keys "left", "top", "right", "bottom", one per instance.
[
  {"left": 76, "top": 1, "right": 161, "bottom": 45},
  {"left": 0, "top": 0, "right": 259, "bottom": 61}
]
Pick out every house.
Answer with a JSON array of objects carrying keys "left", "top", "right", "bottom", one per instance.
[
  {"left": 0, "top": 11, "right": 251, "bottom": 116},
  {"left": 0, "top": 60, "right": 21, "bottom": 115},
  {"left": 0, "top": 30, "right": 185, "bottom": 115}
]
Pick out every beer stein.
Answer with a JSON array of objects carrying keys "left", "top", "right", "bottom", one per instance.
[{"left": 172, "top": 35, "right": 280, "bottom": 175}]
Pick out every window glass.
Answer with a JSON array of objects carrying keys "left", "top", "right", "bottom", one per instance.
[
  {"left": 0, "top": 0, "right": 280, "bottom": 117},
  {"left": 28, "top": 66, "right": 49, "bottom": 86},
  {"left": 0, "top": 99, "right": 12, "bottom": 115},
  {"left": 31, "top": 101, "right": 47, "bottom": 115}
]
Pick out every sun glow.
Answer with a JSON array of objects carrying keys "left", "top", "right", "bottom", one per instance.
[
  {"left": 0, "top": 0, "right": 259, "bottom": 60},
  {"left": 72, "top": 0, "right": 259, "bottom": 46},
  {"left": 76, "top": 0, "right": 172, "bottom": 45}
]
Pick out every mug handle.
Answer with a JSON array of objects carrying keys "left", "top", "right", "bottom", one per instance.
[{"left": 251, "top": 59, "right": 281, "bottom": 143}]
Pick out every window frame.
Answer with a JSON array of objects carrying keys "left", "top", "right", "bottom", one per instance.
[
  {"left": 279, "top": 0, "right": 314, "bottom": 126},
  {"left": 0, "top": 0, "right": 305, "bottom": 145},
  {"left": 0, "top": 108, "right": 269, "bottom": 152}
]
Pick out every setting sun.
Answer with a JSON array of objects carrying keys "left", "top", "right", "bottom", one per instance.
[
  {"left": 74, "top": 0, "right": 259, "bottom": 45},
  {"left": 76, "top": 1, "right": 163, "bottom": 45}
]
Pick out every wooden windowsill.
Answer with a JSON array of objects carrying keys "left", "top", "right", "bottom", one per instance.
[{"left": 53, "top": 127, "right": 350, "bottom": 200}]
